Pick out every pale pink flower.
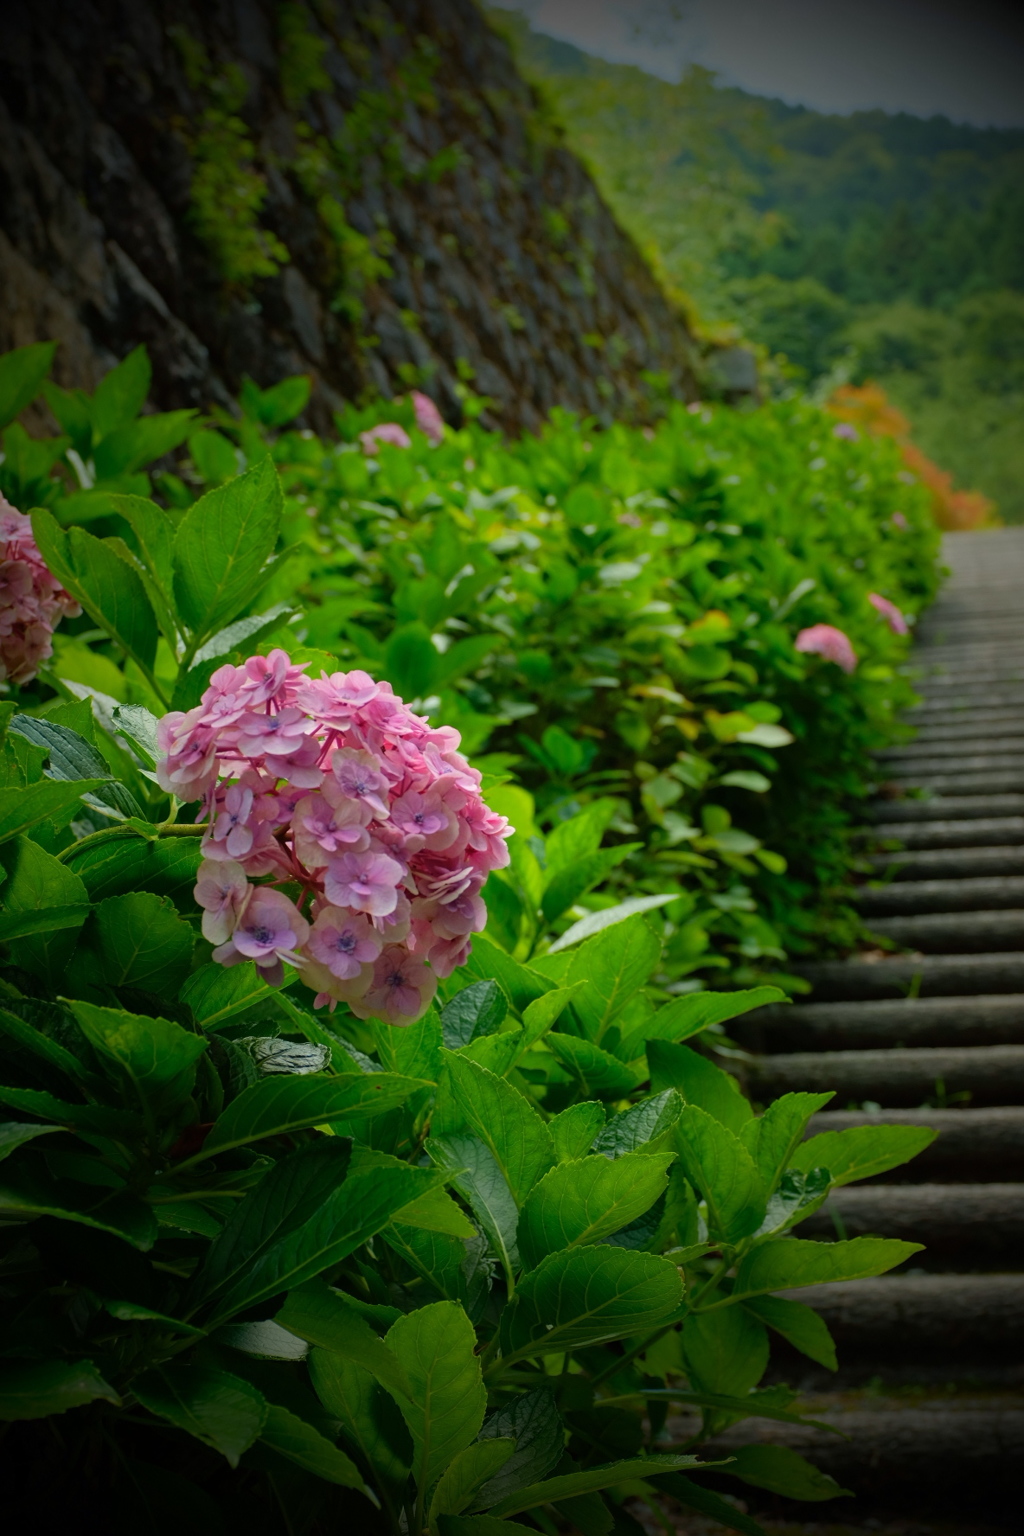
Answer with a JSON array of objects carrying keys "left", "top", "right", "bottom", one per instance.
[
  {"left": 360, "top": 422, "right": 411, "bottom": 454},
  {"left": 868, "top": 592, "right": 909, "bottom": 635},
  {"left": 156, "top": 708, "right": 219, "bottom": 798},
  {"left": 194, "top": 859, "right": 250, "bottom": 944},
  {"left": 832, "top": 422, "right": 859, "bottom": 441},
  {"left": 389, "top": 786, "right": 457, "bottom": 852},
  {"left": 795, "top": 623, "right": 858, "bottom": 674},
  {"left": 0, "top": 494, "right": 80, "bottom": 685},
  {"left": 411, "top": 390, "right": 445, "bottom": 444},
  {"left": 242, "top": 648, "right": 306, "bottom": 707},
  {"left": 891, "top": 511, "right": 909, "bottom": 531},
  {"left": 236, "top": 706, "right": 314, "bottom": 758},
  {"left": 324, "top": 848, "right": 404, "bottom": 917},
  {"left": 293, "top": 792, "right": 371, "bottom": 868},
  {"left": 212, "top": 887, "right": 309, "bottom": 987},
  {"left": 296, "top": 669, "right": 381, "bottom": 723},
  {"left": 204, "top": 782, "right": 257, "bottom": 861},
  {"left": 307, "top": 906, "right": 382, "bottom": 980},
  {"left": 353, "top": 947, "right": 437, "bottom": 1025},
  {"left": 328, "top": 749, "right": 390, "bottom": 816}
]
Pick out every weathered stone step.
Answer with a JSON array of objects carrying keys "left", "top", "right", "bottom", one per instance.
[
  {"left": 880, "top": 737, "right": 1024, "bottom": 762},
  {"left": 791, "top": 1274, "right": 1024, "bottom": 1366},
  {"left": 798, "top": 951, "right": 1024, "bottom": 1000},
  {"left": 738, "top": 995, "right": 1024, "bottom": 1053},
  {"left": 868, "top": 816, "right": 1024, "bottom": 848},
  {"left": 900, "top": 713, "right": 1024, "bottom": 742},
  {"left": 910, "top": 687, "right": 1024, "bottom": 713},
  {"left": 882, "top": 751, "right": 1024, "bottom": 775},
  {"left": 806, "top": 1106, "right": 1024, "bottom": 1183},
  {"left": 800, "top": 1183, "right": 1024, "bottom": 1267},
  {"left": 868, "top": 794, "right": 1024, "bottom": 823},
  {"left": 870, "top": 845, "right": 1024, "bottom": 879},
  {"left": 877, "top": 771, "right": 1024, "bottom": 796},
  {"left": 745, "top": 1043, "right": 1024, "bottom": 1106},
  {"left": 866, "top": 908, "right": 1024, "bottom": 952},
  {"left": 691, "top": 1394, "right": 1024, "bottom": 1512},
  {"left": 856, "top": 876, "right": 1024, "bottom": 915}
]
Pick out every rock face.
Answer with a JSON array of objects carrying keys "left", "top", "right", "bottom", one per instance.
[{"left": 0, "top": 0, "right": 702, "bottom": 430}]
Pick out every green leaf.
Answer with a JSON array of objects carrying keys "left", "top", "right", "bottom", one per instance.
[
  {"left": 789, "top": 1123, "right": 938, "bottom": 1187},
  {"left": 545, "top": 800, "right": 618, "bottom": 875},
  {"left": 673, "top": 1105, "right": 766, "bottom": 1244},
  {"left": 93, "top": 410, "right": 195, "bottom": 479},
  {"left": 9, "top": 713, "right": 143, "bottom": 822},
  {"left": 108, "top": 495, "right": 180, "bottom": 640},
  {"left": 205, "top": 1153, "right": 443, "bottom": 1324},
  {"left": 0, "top": 341, "right": 55, "bottom": 430},
  {"left": 683, "top": 1305, "right": 769, "bottom": 1398},
  {"left": 622, "top": 986, "right": 785, "bottom": 1059},
  {"left": 427, "top": 1133, "right": 521, "bottom": 1280},
  {"left": 386, "top": 1301, "right": 487, "bottom": 1495},
  {"left": 0, "top": 1083, "right": 139, "bottom": 1138},
  {"left": 0, "top": 835, "right": 89, "bottom": 975},
  {"left": 541, "top": 844, "right": 639, "bottom": 924},
  {"left": 69, "top": 999, "right": 207, "bottom": 1117},
  {"left": 217, "top": 1319, "right": 310, "bottom": 1359},
  {"left": 90, "top": 345, "right": 151, "bottom": 439},
  {"left": 429, "top": 1439, "right": 516, "bottom": 1523},
  {"left": 198, "top": 1072, "right": 430, "bottom": 1159},
  {"left": 733, "top": 1236, "right": 924, "bottom": 1299},
  {"left": 440, "top": 981, "right": 507, "bottom": 1049},
  {"left": 521, "top": 983, "right": 586, "bottom": 1045},
  {"left": 179, "top": 959, "right": 280, "bottom": 1028},
  {"left": 276, "top": 1281, "right": 411, "bottom": 1400},
  {"left": 132, "top": 1363, "right": 267, "bottom": 1467},
  {"left": 260, "top": 1401, "right": 366, "bottom": 1488},
  {"left": 744, "top": 1295, "right": 838, "bottom": 1371},
  {"left": 547, "top": 895, "right": 678, "bottom": 954},
  {"left": 545, "top": 1034, "right": 640, "bottom": 1100},
  {"left": 593, "top": 1090, "right": 682, "bottom": 1158},
  {"left": 648, "top": 1041, "right": 752, "bottom": 1134},
  {"left": 475, "top": 1388, "right": 564, "bottom": 1509},
  {"left": 517, "top": 1149, "right": 674, "bottom": 1270},
  {"left": 0, "top": 1161, "right": 157, "bottom": 1248},
  {"left": 441, "top": 1053, "right": 554, "bottom": 1206},
  {"left": 374, "top": 1006, "right": 444, "bottom": 1084},
  {"left": 500, "top": 1246, "right": 683, "bottom": 1363},
  {"left": 31, "top": 509, "right": 158, "bottom": 674},
  {"left": 0, "top": 1358, "right": 119, "bottom": 1419},
  {"left": 173, "top": 458, "right": 283, "bottom": 641},
  {"left": 437, "top": 1521, "right": 534, "bottom": 1536},
  {"left": 0, "top": 1120, "right": 63, "bottom": 1161},
  {"left": 561, "top": 914, "right": 661, "bottom": 1044},
  {"left": 725, "top": 1444, "right": 849, "bottom": 1500},
  {"left": 397, "top": 1183, "right": 477, "bottom": 1239},
  {"left": 655, "top": 1474, "right": 767, "bottom": 1536},
  {"left": 89, "top": 891, "right": 194, "bottom": 994},
  {"left": 458, "top": 933, "right": 554, "bottom": 1013},
  {"left": 550, "top": 1101, "right": 605, "bottom": 1162},
  {"left": 309, "top": 1354, "right": 412, "bottom": 1503},
  {"left": 111, "top": 703, "right": 160, "bottom": 768},
  {"left": 485, "top": 1455, "right": 713, "bottom": 1520},
  {"left": 0, "top": 1005, "right": 87, "bottom": 1080},
  {"left": 0, "top": 777, "right": 106, "bottom": 845},
  {"left": 741, "top": 1093, "right": 836, "bottom": 1197}
]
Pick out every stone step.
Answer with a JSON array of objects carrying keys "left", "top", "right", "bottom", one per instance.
[
  {"left": 806, "top": 1106, "right": 1024, "bottom": 1183},
  {"left": 868, "top": 816, "right": 1024, "bottom": 848},
  {"left": 880, "top": 738, "right": 1024, "bottom": 762},
  {"left": 868, "top": 794, "right": 1024, "bottom": 823},
  {"left": 790, "top": 1274, "right": 1024, "bottom": 1377},
  {"left": 690, "top": 1394, "right": 1024, "bottom": 1513},
  {"left": 877, "top": 771, "right": 1024, "bottom": 796},
  {"left": 910, "top": 688, "right": 1024, "bottom": 713},
  {"left": 800, "top": 1183, "right": 1024, "bottom": 1268},
  {"left": 866, "top": 908, "right": 1024, "bottom": 952},
  {"left": 744, "top": 1043, "right": 1024, "bottom": 1106},
  {"left": 901, "top": 714, "right": 1024, "bottom": 742},
  {"left": 797, "top": 951, "right": 1024, "bottom": 1000},
  {"left": 856, "top": 876, "right": 1024, "bottom": 915},
  {"left": 870, "top": 845, "right": 1024, "bottom": 879},
  {"left": 882, "top": 751, "right": 1024, "bottom": 775},
  {"left": 737, "top": 995, "right": 1024, "bottom": 1053}
]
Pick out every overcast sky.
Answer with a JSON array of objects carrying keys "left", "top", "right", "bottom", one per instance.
[{"left": 502, "top": 1, "right": 1024, "bottom": 126}]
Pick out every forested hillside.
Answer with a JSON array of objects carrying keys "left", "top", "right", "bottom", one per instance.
[{"left": 495, "top": 11, "right": 1024, "bottom": 519}]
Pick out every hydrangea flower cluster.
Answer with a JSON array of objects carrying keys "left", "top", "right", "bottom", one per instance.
[
  {"left": 868, "top": 591, "right": 909, "bottom": 634},
  {"left": 156, "top": 652, "right": 512, "bottom": 1025},
  {"left": 795, "top": 623, "right": 858, "bottom": 673},
  {"left": 0, "top": 495, "right": 81, "bottom": 685}
]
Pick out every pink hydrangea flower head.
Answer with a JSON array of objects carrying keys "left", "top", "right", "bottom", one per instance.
[
  {"left": 0, "top": 494, "right": 81, "bottom": 684},
  {"left": 411, "top": 390, "right": 445, "bottom": 445},
  {"left": 832, "top": 422, "right": 859, "bottom": 441},
  {"left": 795, "top": 624, "right": 858, "bottom": 674},
  {"left": 162, "top": 646, "right": 513, "bottom": 1020},
  {"left": 360, "top": 422, "right": 411, "bottom": 455},
  {"left": 868, "top": 592, "right": 909, "bottom": 635},
  {"left": 891, "top": 511, "right": 909, "bottom": 531}
]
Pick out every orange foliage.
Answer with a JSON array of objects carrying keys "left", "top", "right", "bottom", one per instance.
[{"left": 829, "top": 382, "right": 996, "bottom": 531}]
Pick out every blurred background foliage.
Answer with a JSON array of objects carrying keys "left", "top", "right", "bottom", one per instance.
[{"left": 491, "top": 10, "right": 1024, "bottom": 521}]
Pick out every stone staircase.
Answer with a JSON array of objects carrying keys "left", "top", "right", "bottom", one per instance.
[{"left": 709, "top": 531, "right": 1024, "bottom": 1525}]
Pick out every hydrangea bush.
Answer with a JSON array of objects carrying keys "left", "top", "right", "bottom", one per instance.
[
  {"left": 0, "top": 494, "right": 80, "bottom": 683},
  {"left": 159, "top": 652, "right": 510, "bottom": 1021}
]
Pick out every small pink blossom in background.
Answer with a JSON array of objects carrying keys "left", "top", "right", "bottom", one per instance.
[
  {"left": 411, "top": 390, "right": 445, "bottom": 444},
  {"left": 686, "top": 401, "right": 703, "bottom": 414},
  {"left": 359, "top": 422, "right": 411, "bottom": 455},
  {"left": 891, "top": 511, "right": 909, "bottom": 531},
  {"left": 795, "top": 623, "right": 858, "bottom": 674},
  {"left": 832, "top": 422, "right": 859, "bottom": 441},
  {"left": 0, "top": 495, "right": 81, "bottom": 685},
  {"left": 868, "top": 592, "right": 909, "bottom": 635},
  {"left": 157, "top": 647, "right": 512, "bottom": 1026}
]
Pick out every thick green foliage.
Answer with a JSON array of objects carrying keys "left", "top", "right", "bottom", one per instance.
[{"left": 0, "top": 345, "right": 937, "bottom": 1532}]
